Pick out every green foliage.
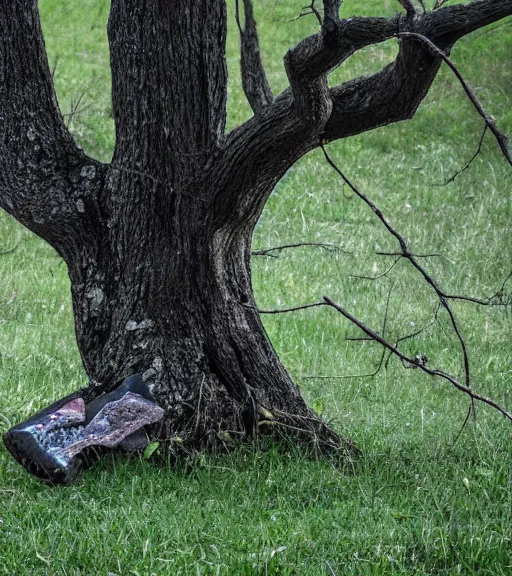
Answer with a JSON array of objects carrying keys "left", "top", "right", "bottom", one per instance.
[{"left": 0, "top": 0, "right": 511, "bottom": 574}]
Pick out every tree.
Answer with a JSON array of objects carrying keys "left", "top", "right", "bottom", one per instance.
[{"left": 1, "top": 0, "right": 511, "bottom": 459}]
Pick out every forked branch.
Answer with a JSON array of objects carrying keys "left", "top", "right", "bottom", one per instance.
[
  {"left": 253, "top": 296, "right": 512, "bottom": 422},
  {"left": 322, "top": 297, "right": 512, "bottom": 422}
]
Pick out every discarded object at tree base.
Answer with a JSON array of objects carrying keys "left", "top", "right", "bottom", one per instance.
[{"left": 2, "top": 374, "right": 164, "bottom": 485}]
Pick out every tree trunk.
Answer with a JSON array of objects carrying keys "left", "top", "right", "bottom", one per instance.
[
  {"left": 1, "top": 0, "right": 510, "bottom": 459},
  {"left": 69, "top": 166, "right": 345, "bottom": 453}
]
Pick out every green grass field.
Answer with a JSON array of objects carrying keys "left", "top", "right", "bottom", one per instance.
[{"left": 1, "top": 1, "right": 511, "bottom": 574}]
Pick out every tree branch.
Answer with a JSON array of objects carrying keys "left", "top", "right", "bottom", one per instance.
[
  {"left": 322, "top": 0, "right": 512, "bottom": 142},
  {"left": 443, "top": 126, "right": 487, "bottom": 185},
  {"left": 214, "top": 0, "right": 511, "bottom": 231},
  {"left": 0, "top": 0, "right": 103, "bottom": 258},
  {"left": 397, "top": 31, "right": 511, "bottom": 165},
  {"left": 296, "top": 0, "right": 512, "bottom": 84},
  {"left": 320, "top": 145, "right": 476, "bottom": 390},
  {"left": 235, "top": 0, "right": 273, "bottom": 115},
  {"left": 252, "top": 242, "right": 349, "bottom": 257},
  {"left": 322, "top": 296, "right": 512, "bottom": 422}
]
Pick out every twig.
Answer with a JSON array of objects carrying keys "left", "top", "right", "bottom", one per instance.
[
  {"left": 246, "top": 301, "right": 325, "bottom": 314},
  {"left": 252, "top": 242, "right": 350, "bottom": 258},
  {"left": 433, "top": 0, "right": 452, "bottom": 9},
  {"left": 290, "top": 0, "right": 323, "bottom": 25},
  {"left": 396, "top": 32, "right": 511, "bottom": 166},
  {"left": 442, "top": 125, "right": 487, "bottom": 185},
  {"left": 384, "top": 302, "right": 441, "bottom": 369},
  {"left": 451, "top": 404, "right": 473, "bottom": 446},
  {"left": 63, "top": 91, "right": 91, "bottom": 126},
  {"left": 322, "top": 296, "right": 512, "bottom": 422},
  {"left": 304, "top": 283, "right": 394, "bottom": 380},
  {"left": 394, "top": 303, "right": 441, "bottom": 347},
  {"left": 376, "top": 251, "right": 442, "bottom": 259},
  {"left": 349, "top": 257, "right": 400, "bottom": 280},
  {"left": 320, "top": 144, "right": 473, "bottom": 394},
  {"left": 377, "top": 251, "right": 456, "bottom": 265},
  {"left": 257, "top": 295, "right": 512, "bottom": 422}
]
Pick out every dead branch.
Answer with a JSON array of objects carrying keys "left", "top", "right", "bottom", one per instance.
[
  {"left": 321, "top": 144, "right": 474, "bottom": 393},
  {"left": 251, "top": 295, "right": 511, "bottom": 422},
  {"left": 249, "top": 301, "right": 325, "bottom": 314},
  {"left": 304, "top": 283, "right": 394, "bottom": 380},
  {"left": 349, "top": 257, "right": 400, "bottom": 281},
  {"left": 290, "top": 0, "right": 323, "bottom": 25},
  {"left": 252, "top": 242, "right": 350, "bottom": 258},
  {"left": 322, "top": 296, "right": 512, "bottom": 422},
  {"left": 396, "top": 32, "right": 511, "bottom": 166}
]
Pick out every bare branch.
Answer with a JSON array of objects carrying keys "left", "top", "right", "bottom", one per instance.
[
  {"left": 349, "top": 257, "right": 401, "bottom": 281},
  {"left": 217, "top": 0, "right": 511, "bottom": 232},
  {"left": 253, "top": 293, "right": 511, "bottom": 423},
  {"left": 322, "top": 296, "right": 512, "bottom": 423},
  {"left": 323, "top": 0, "right": 512, "bottom": 142},
  {"left": 305, "top": 282, "right": 394, "bottom": 380},
  {"left": 245, "top": 301, "right": 325, "bottom": 315},
  {"left": 320, "top": 145, "right": 476, "bottom": 392},
  {"left": 235, "top": 0, "right": 273, "bottom": 115},
  {"left": 376, "top": 251, "right": 444, "bottom": 259},
  {"left": 397, "top": 32, "right": 511, "bottom": 165},
  {"left": 290, "top": 0, "right": 323, "bottom": 25},
  {"left": 252, "top": 242, "right": 349, "bottom": 257}
]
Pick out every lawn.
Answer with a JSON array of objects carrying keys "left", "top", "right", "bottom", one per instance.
[{"left": 1, "top": 0, "right": 511, "bottom": 574}]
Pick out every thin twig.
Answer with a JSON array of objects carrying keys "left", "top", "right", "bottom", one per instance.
[
  {"left": 396, "top": 32, "right": 511, "bottom": 166},
  {"left": 304, "top": 283, "right": 394, "bottom": 380},
  {"left": 290, "top": 0, "right": 323, "bottom": 25},
  {"left": 252, "top": 242, "right": 350, "bottom": 258},
  {"left": 320, "top": 144, "right": 473, "bottom": 394},
  {"left": 451, "top": 404, "right": 473, "bottom": 446},
  {"left": 442, "top": 125, "right": 487, "bottom": 185},
  {"left": 322, "top": 296, "right": 512, "bottom": 422},
  {"left": 349, "top": 257, "right": 400, "bottom": 280},
  {"left": 376, "top": 251, "right": 442, "bottom": 259},
  {"left": 256, "top": 295, "right": 512, "bottom": 421},
  {"left": 384, "top": 303, "right": 441, "bottom": 369},
  {"left": 246, "top": 301, "right": 325, "bottom": 314}
]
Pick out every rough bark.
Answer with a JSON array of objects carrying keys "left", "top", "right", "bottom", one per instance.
[
  {"left": 236, "top": 0, "right": 273, "bottom": 114},
  {"left": 1, "top": 0, "right": 511, "bottom": 456}
]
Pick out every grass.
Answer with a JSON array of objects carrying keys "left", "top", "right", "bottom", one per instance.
[{"left": 1, "top": 0, "right": 511, "bottom": 574}]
